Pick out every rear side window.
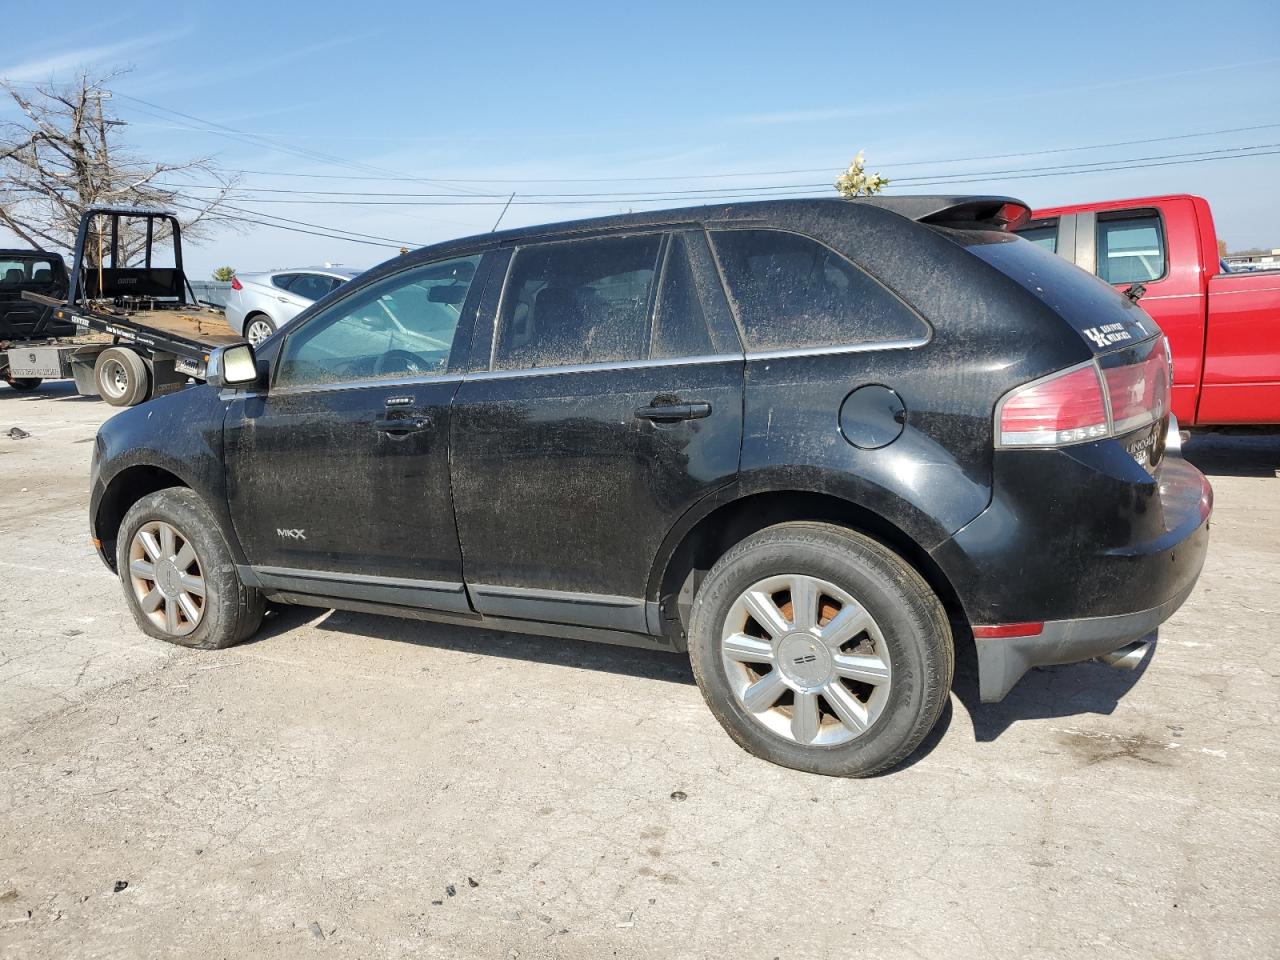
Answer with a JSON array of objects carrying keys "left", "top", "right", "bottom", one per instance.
[
  {"left": 709, "top": 229, "right": 928, "bottom": 351},
  {"left": 651, "top": 234, "right": 715, "bottom": 359},
  {"left": 1017, "top": 219, "right": 1058, "bottom": 253},
  {"left": 271, "top": 274, "right": 297, "bottom": 291},
  {"left": 1097, "top": 213, "right": 1166, "bottom": 285},
  {"left": 289, "top": 273, "right": 335, "bottom": 301},
  {"left": 494, "top": 234, "right": 661, "bottom": 370}
]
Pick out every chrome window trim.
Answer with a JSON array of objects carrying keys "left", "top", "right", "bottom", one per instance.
[
  {"left": 462, "top": 351, "right": 742, "bottom": 382},
  {"left": 746, "top": 337, "right": 929, "bottom": 361},
  {"left": 268, "top": 372, "right": 464, "bottom": 397}
]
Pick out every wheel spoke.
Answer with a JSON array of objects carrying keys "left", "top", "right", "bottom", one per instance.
[
  {"left": 178, "top": 573, "right": 205, "bottom": 597},
  {"left": 823, "top": 682, "right": 869, "bottom": 733},
  {"left": 723, "top": 633, "right": 774, "bottom": 664},
  {"left": 138, "top": 530, "right": 162, "bottom": 561},
  {"left": 177, "top": 592, "right": 201, "bottom": 623},
  {"left": 819, "top": 602, "right": 873, "bottom": 649},
  {"left": 130, "top": 559, "right": 156, "bottom": 580},
  {"left": 791, "top": 691, "right": 820, "bottom": 744},
  {"left": 741, "top": 670, "right": 787, "bottom": 713},
  {"left": 174, "top": 542, "right": 197, "bottom": 569},
  {"left": 833, "top": 653, "right": 891, "bottom": 685},
  {"left": 743, "top": 590, "right": 789, "bottom": 639},
  {"left": 788, "top": 576, "right": 818, "bottom": 631},
  {"left": 140, "top": 587, "right": 163, "bottom": 612},
  {"left": 159, "top": 524, "right": 177, "bottom": 560},
  {"left": 163, "top": 598, "right": 179, "bottom": 633}
]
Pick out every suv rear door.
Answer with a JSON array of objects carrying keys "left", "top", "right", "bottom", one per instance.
[{"left": 449, "top": 230, "right": 744, "bottom": 632}]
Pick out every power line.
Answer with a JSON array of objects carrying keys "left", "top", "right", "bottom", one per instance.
[
  {"left": 215, "top": 120, "right": 1280, "bottom": 185},
  {"left": 161, "top": 144, "right": 1280, "bottom": 207}
]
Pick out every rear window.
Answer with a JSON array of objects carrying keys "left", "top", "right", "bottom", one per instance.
[
  {"left": 0, "top": 258, "right": 57, "bottom": 285},
  {"left": 1097, "top": 212, "right": 1166, "bottom": 285},
  {"left": 956, "top": 230, "right": 1161, "bottom": 350},
  {"left": 709, "top": 229, "right": 928, "bottom": 352}
]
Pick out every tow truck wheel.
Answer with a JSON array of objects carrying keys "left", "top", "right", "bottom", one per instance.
[
  {"left": 94, "top": 348, "right": 151, "bottom": 407},
  {"left": 2, "top": 371, "right": 42, "bottom": 391}
]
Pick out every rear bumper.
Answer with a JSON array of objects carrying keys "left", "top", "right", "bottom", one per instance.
[
  {"left": 932, "top": 428, "right": 1212, "bottom": 701},
  {"left": 974, "top": 573, "right": 1201, "bottom": 701}
]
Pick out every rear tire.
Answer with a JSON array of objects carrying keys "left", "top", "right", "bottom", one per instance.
[
  {"left": 95, "top": 348, "right": 150, "bottom": 407},
  {"left": 687, "top": 521, "right": 953, "bottom": 778},
  {"left": 117, "top": 488, "right": 265, "bottom": 650}
]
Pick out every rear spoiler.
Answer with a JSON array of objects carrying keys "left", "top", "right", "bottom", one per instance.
[{"left": 856, "top": 195, "right": 1032, "bottom": 232}]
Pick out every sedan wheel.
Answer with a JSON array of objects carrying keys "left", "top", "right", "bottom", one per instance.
[
  {"left": 721, "top": 573, "right": 892, "bottom": 747},
  {"left": 245, "top": 317, "right": 275, "bottom": 346},
  {"left": 127, "top": 519, "right": 206, "bottom": 637}
]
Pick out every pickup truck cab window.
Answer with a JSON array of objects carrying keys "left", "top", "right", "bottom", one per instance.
[
  {"left": 1096, "top": 212, "right": 1167, "bottom": 285},
  {"left": 709, "top": 229, "right": 928, "bottom": 351},
  {"left": 493, "top": 233, "right": 661, "bottom": 370},
  {"left": 275, "top": 254, "right": 481, "bottom": 387},
  {"left": 1017, "top": 219, "right": 1058, "bottom": 253}
]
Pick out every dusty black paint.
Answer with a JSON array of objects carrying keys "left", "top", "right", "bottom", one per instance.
[{"left": 89, "top": 197, "right": 1212, "bottom": 698}]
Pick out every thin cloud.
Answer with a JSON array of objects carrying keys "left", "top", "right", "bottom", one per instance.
[{"left": 0, "top": 30, "right": 190, "bottom": 82}]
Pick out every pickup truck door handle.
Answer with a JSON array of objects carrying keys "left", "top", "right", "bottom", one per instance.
[
  {"left": 634, "top": 401, "right": 712, "bottom": 422},
  {"left": 373, "top": 416, "right": 429, "bottom": 434}
]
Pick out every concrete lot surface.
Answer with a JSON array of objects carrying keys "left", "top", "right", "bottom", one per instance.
[{"left": 2, "top": 382, "right": 1278, "bottom": 959}]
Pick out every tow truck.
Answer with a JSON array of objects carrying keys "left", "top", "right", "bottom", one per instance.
[{"left": 0, "top": 207, "right": 243, "bottom": 406}]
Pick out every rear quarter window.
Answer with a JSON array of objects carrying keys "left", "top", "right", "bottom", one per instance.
[{"left": 708, "top": 229, "right": 928, "bottom": 352}]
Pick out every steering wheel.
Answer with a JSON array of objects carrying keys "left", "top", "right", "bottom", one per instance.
[{"left": 375, "top": 348, "right": 431, "bottom": 377}]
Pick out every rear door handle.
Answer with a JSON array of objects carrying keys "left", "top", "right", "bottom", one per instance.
[
  {"left": 373, "top": 416, "right": 429, "bottom": 434},
  {"left": 634, "top": 401, "right": 712, "bottom": 422}
]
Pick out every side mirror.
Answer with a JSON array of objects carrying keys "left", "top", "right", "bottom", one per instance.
[{"left": 205, "top": 343, "right": 260, "bottom": 388}]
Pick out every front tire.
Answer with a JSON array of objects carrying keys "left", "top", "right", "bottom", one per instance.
[
  {"left": 2, "top": 372, "right": 42, "bottom": 391},
  {"left": 116, "top": 488, "right": 265, "bottom": 650},
  {"left": 244, "top": 315, "right": 276, "bottom": 346},
  {"left": 687, "top": 522, "right": 953, "bottom": 777}
]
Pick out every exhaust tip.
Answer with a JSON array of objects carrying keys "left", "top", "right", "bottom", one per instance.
[{"left": 1098, "top": 640, "right": 1151, "bottom": 670}]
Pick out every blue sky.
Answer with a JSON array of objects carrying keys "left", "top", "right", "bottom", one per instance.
[{"left": 2, "top": 0, "right": 1278, "bottom": 276}]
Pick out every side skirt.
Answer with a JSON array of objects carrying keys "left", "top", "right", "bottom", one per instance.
[{"left": 265, "top": 590, "right": 679, "bottom": 653}]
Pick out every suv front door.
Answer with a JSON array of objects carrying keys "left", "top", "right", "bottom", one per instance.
[
  {"left": 450, "top": 231, "right": 744, "bottom": 632},
  {"left": 224, "top": 252, "right": 491, "bottom": 611}
]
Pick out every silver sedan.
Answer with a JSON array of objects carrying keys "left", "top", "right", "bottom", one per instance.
[{"left": 224, "top": 265, "right": 362, "bottom": 345}]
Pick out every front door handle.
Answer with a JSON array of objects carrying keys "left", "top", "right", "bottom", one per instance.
[
  {"left": 634, "top": 401, "right": 712, "bottom": 422},
  {"left": 373, "top": 416, "right": 429, "bottom": 434}
]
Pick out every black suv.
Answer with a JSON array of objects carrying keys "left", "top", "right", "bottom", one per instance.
[{"left": 89, "top": 197, "right": 1211, "bottom": 777}]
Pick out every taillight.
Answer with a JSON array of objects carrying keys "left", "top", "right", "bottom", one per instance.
[
  {"left": 998, "top": 363, "right": 1109, "bottom": 447},
  {"left": 230, "top": 277, "right": 242, "bottom": 291},
  {"left": 997, "top": 337, "right": 1170, "bottom": 449}
]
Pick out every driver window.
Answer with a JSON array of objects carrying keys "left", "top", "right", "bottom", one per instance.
[{"left": 275, "top": 254, "right": 482, "bottom": 388}]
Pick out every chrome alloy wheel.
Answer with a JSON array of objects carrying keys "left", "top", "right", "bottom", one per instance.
[
  {"left": 245, "top": 318, "right": 274, "bottom": 346},
  {"left": 720, "top": 574, "right": 892, "bottom": 747},
  {"left": 128, "top": 520, "right": 206, "bottom": 637}
]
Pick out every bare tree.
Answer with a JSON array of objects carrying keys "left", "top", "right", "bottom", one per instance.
[{"left": 0, "top": 70, "right": 239, "bottom": 265}]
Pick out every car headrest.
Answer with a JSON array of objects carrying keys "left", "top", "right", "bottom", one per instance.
[
  {"left": 31, "top": 268, "right": 52, "bottom": 283},
  {"left": 2, "top": 268, "right": 23, "bottom": 284}
]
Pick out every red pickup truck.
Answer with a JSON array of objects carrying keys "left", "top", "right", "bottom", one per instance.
[{"left": 1022, "top": 194, "right": 1280, "bottom": 427}]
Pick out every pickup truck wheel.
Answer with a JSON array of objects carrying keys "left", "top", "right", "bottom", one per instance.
[
  {"left": 2, "top": 372, "right": 42, "bottom": 391},
  {"left": 117, "top": 488, "right": 265, "bottom": 650},
  {"left": 95, "top": 348, "right": 151, "bottom": 407},
  {"left": 687, "top": 522, "right": 953, "bottom": 778}
]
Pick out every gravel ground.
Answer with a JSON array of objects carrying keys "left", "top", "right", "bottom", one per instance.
[{"left": 2, "top": 381, "right": 1278, "bottom": 960}]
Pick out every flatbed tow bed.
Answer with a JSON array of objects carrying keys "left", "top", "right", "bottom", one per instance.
[{"left": 0, "top": 208, "right": 246, "bottom": 406}]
